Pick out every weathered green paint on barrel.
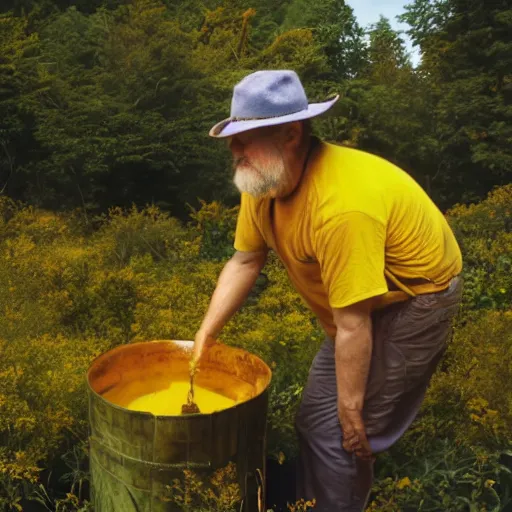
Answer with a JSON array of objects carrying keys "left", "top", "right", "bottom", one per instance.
[{"left": 87, "top": 340, "right": 272, "bottom": 512}]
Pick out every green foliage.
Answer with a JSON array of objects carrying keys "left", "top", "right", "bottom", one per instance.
[
  {"left": 163, "top": 461, "right": 317, "bottom": 512},
  {"left": 267, "top": 382, "right": 304, "bottom": 460},
  {"left": 368, "top": 17, "right": 410, "bottom": 71},
  {"left": 0, "top": 333, "right": 108, "bottom": 510},
  {"left": 163, "top": 462, "right": 241, "bottom": 512},
  {"left": 187, "top": 200, "right": 238, "bottom": 261},
  {"left": 400, "top": 0, "right": 512, "bottom": 207},
  {"left": 448, "top": 184, "right": 512, "bottom": 312},
  {"left": 0, "top": 0, "right": 512, "bottom": 508},
  {"left": 282, "top": 0, "right": 367, "bottom": 79},
  {"left": 395, "top": 311, "right": 512, "bottom": 459},
  {"left": 368, "top": 441, "right": 512, "bottom": 511},
  {"left": 0, "top": 0, "right": 347, "bottom": 219},
  {"left": 2, "top": 0, "right": 511, "bottom": 214},
  {"left": 0, "top": 198, "right": 322, "bottom": 508},
  {"left": 0, "top": 12, "right": 41, "bottom": 200},
  {"left": 362, "top": 185, "right": 512, "bottom": 510},
  {"left": 92, "top": 204, "right": 190, "bottom": 265},
  {"left": 399, "top": 0, "right": 451, "bottom": 49},
  {"left": 0, "top": 187, "right": 510, "bottom": 509}
]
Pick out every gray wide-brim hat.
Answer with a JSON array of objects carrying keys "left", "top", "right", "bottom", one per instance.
[{"left": 209, "top": 70, "right": 339, "bottom": 138}]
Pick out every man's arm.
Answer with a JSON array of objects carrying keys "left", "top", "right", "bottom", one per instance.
[
  {"left": 332, "top": 298, "right": 374, "bottom": 460},
  {"left": 193, "top": 249, "right": 268, "bottom": 361}
]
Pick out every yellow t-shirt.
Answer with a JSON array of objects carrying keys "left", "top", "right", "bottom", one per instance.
[{"left": 234, "top": 139, "right": 463, "bottom": 338}]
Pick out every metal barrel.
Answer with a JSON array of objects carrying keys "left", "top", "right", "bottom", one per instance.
[{"left": 87, "top": 340, "right": 272, "bottom": 512}]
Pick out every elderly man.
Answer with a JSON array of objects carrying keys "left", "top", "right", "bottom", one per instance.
[{"left": 192, "top": 70, "right": 463, "bottom": 511}]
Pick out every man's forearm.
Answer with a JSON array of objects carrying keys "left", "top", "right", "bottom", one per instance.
[
  {"left": 198, "top": 252, "right": 265, "bottom": 338},
  {"left": 335, "top": 322, "right": 372, "bottom": 411}
]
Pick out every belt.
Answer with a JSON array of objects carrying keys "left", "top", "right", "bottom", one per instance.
[{"left": 386, "top": 274, "right": 459, "bottom": 295}]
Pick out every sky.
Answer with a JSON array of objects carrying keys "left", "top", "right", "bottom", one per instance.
[{"left": 346, "top": 0, "right": 422, "bottom": 66}]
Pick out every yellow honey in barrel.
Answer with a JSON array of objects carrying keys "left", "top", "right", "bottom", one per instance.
[{"left": 102, "top": 379, "right": 236, "bottom": 415}]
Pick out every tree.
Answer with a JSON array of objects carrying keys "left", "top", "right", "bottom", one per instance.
[
  {"left": 0, "top": 0, "right": 336, "bottom": 217},
  {"left": 0, "top": 0, "right": 125, "bottom": 16},
  {"left": 399, "top": 0, "right": 452, "bottom": 50},
  {"left": 282, "top": 0, "right": 367, "bottom": 79},
  {"left": 402, "top": 0, "right": 512, "bottom": 206},
  {"left": 345, "top": 19, "right": 438, "bottom": 191},
  {"left": 4, "top": 0, "right": 508, "bottom": 215},
  {"left": 365, "top": 16, "right": 411, "bottom": 84},
  {"left": 0, "top": 13, "right": 42, "bottom": 200}
]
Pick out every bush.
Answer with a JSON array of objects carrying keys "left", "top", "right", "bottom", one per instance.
[
  {"left": 367, "top": 441, "right": 512, "bottom": 512},
  {"left": 163, "top": 462, "right": 241, "bottom": 512},
  {"left": 92, "top": 204, "right": 193, "bottom": 266},
  {"left": 0, "top": 334, "right": 108, "bottom": 511},
  {"left": 395, "top": 311, "right": 512, "bottom": 457},
  {"left": 187, "top": 200, "right": 238, "bottom": 261},
  {"left": 447, "top": 184, "right": 512, "bottom": 313}
]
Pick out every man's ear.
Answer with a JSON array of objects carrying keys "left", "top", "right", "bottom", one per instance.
[{"left": 281, "top": 121, "right": 303, "bottom": 149}]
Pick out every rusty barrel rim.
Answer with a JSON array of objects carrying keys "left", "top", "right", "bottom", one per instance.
[{"left": 86, "top": 339, "right": 272, "bottom": 417}]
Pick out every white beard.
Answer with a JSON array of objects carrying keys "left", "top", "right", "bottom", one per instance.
[{"left": 233, "top": 152, "right": 287, "bottom": 198}]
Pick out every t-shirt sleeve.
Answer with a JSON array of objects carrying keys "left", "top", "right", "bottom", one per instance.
[
  {"left": 234, "top": 192, "right": 267, "bottom": 252},
  {"left": 314, "top": 211, "right": 388, "bottom": 309}
]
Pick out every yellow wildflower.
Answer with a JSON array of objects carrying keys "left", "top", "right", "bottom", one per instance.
[{"left": 396, "top": 476, "right": 412, "bottom": 490}]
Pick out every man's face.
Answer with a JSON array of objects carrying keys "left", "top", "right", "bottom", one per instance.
[{"left": 228, "top": 127, "right": 287, "bottom": 198}]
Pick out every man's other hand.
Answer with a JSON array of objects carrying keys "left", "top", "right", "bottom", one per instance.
[{"left": 338, "top": 406, "right": 373, "bottom": 461}]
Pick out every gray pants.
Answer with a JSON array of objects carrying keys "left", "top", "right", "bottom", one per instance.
[{"left": 295, "top": 277, "right": 463, "bottom": 511}]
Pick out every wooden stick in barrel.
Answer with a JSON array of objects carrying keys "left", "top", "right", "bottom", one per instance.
[{"left": 181, "top": 358, "right": 200, "bottom": 414}]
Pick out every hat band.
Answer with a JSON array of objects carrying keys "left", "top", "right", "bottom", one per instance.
[
  {"left": 230, "top": 106, "right": 305, "bottom": 122},
  {"left": 211, "top": 110, "right": 304, "bottom": 137}
]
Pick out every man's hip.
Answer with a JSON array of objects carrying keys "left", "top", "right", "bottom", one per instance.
[
  {"left": 364, "top": 274, "right": 463, "bottom": 448},
  {"left": 297, "top": 275, "right": 463, "bottom": 451}
]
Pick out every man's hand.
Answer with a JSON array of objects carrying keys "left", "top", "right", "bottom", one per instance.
[
  {"left": 338, "top": 406, "right": 373, "bottom": 460},
  {"left": 191, "top": 249, "right": 267, "bottom": 365},
  {"left": 192, "top": 330, "right": 216, "bottom": 364},
  {"left": 332, "top": 298, "right": 375, "bottom": 461}
]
